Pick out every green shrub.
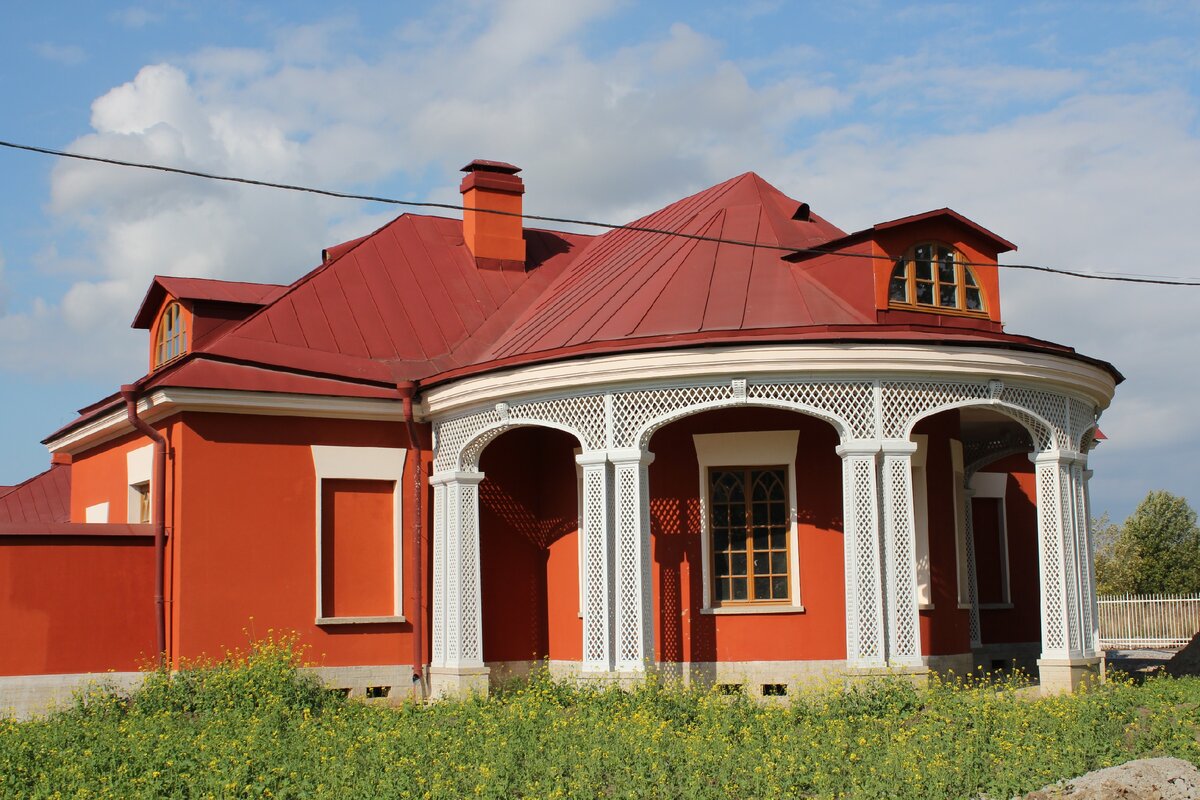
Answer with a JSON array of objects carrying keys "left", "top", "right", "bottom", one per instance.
[{"left": 2, "top": 643, "right": 1200, "bottom": 799}]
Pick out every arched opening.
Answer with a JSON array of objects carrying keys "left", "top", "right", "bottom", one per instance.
[
  {"left": 645, "top": 405, "right": 844, "bottom": 681},
  {"left": 910, "top": 406, "right": 1040, "bottom": 675},
  {"left": 476, "top": 425, "right": 581, "bottom": 677}
]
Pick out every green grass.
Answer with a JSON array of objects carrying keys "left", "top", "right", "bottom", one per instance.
[{"left": 2, "top": 640, "right": 1198, "bottom": 799}]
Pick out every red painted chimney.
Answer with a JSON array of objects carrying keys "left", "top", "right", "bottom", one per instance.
[{"left": 460, "top": 159, "right": 526, "bottom": 264}]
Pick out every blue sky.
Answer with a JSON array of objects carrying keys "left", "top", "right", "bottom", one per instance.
[{"left": 1, "top": 1, "right": 1198, "bottom": 523}]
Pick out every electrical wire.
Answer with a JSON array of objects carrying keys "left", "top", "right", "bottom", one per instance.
[{"left": 3, "top": 138, "right": 1198, "bottom": 287}]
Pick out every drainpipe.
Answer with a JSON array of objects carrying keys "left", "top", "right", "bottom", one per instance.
[
  {"left": 397, "top": 381, "right": 425, "bottom": 697},
  {"left": 120, "top": 385, "right": 167, "bottom": 669}
]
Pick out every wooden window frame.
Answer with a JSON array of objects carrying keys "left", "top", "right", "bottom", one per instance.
[
  {"left": 153, "top": 302, "right": 188, "bottom": 368},
  {"left": 708, "top": 465, "right": 792, "bottom": 606},
  {"left": 888, "top": 242, "right": 987, "bottom": 317},
  {"left": 693, "top": 431, "right": 804, "bottom": 614}
]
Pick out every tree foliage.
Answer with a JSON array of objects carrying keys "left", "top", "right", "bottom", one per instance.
[{"left": 1095, "top": 491, "right": 1200, "bottom": 595}]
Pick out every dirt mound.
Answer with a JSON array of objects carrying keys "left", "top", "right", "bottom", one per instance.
[
  {"left": 1166, "top": 633, "right": 1200, "bottom": 677},
  {"left": 1021, "top": 758, "right": 1199, "bottom": 799}
]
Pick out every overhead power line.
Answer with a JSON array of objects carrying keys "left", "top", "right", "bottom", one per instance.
[{"left": 2, "top": 138, "right": 1198, "bottom": 287}]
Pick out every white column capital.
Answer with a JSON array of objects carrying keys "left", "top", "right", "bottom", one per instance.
[
  {"left": 1031, "top": 449, "right": 1086, "bottom": 467},
  {"left": 430, "top": 470, "right": 485, "bottom": 486},
  {"left": 880, "top": 439, "right": 920, "bottom": 455},
  {"left": 608, "top": 447, "right": 656, "bottom": 466},
  {"left": 836, "top": 440, "right": 881, "bottom": 458},
  {"left": 575, "top": 451, "right": 610, "bottom": 467}
]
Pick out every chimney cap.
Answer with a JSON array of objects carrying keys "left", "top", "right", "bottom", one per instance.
[{"left": 461, "top": 159, "right": 521, "bottom": 175}]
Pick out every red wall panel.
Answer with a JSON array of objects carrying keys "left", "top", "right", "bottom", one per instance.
[
  {"left": 648, "top": 407, "right": 846, "bottom": 663},
  {"left": 0, "top": 537, "right": 155, "bottom": 674}
]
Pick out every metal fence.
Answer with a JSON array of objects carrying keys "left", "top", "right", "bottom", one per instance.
[{"left": 1098, "top": 594, "right": 1200, "bottom": 649}]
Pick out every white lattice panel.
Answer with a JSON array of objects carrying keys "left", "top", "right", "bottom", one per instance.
[
  {"left": 846, "top": 455, "right": 884, "bottom": 664},
  {"left": 581, "top": 464, "right": 611, "bottom": 668},
  {"left": 614, "top": 384, "right": 733, "bottom": 448},
  {"left": 614, "top": 463, "right": 644, "bottom": 667},
  {"left": 1001, "top": 386, "right": 1069, "bottom": 450},
  {"left": 881, "top": 381, "right": 990, "bottom": 438},
  {"left": 963, "top": 493, "right": 981, "bottom": 648},
  {"left": 748, "top": 380, "right": 876, "bottom": 438},
  {"left": 1071, "top": 463, "right": 1094, "bottom": 654},
  {"left": 431, "top": 483, "right": 446, "bottom": 666},
  {"left": 1068, "top": 401, "right": 1097, "bottom": 452},
  {"left": 434, "top": 409, "right": 501, "bottom": 472},
  {"left": 515, "top": 394, "right": 606, "bottom": 450},
  {"left": 882, "top": 454, "right": 920, "bottom": 662},
  {"left": 458, "top": 481, "right": 482, "bottom": 664},
  {"left": 1037, "top": 461, "right": 1066, "bottom": 653},
  {"left": 1059, "top": 464, "right": 1081, "bottom": 654}
]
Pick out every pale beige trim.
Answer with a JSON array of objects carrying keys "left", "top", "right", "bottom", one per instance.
[
  {"left": 47, "top": 389, "right": 405, "bottom": 456},
  {"left": 700, "top": 605, "right": 805, "bottom": 615},
  {"left": 311, "top": 445, "right": 407, "bottom": 622},
  {"left": 126, "top": 444, "right": 154, "bottom": 523},
  {"left": 422, "top": 343, "right": 1117, "bottom": 418}
]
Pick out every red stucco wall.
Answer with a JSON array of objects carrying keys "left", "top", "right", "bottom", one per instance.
[
  {"left": 175, "top": 412, "right": 426, "bottom": 668},
  {"left": 648, "top": 407, "right": 847, "bottom": 663},
  {"left": 914, "top": 413, "right": 971, "bottom": 657},
  {"left": 978, "top": 453, "right": 1041, "bottom": 646},
  {"left": 0, "top": 536, "right": 155, "bottom": 674},
  {"left": 478, "top": 426, "right": 580, "bottom": 663}
]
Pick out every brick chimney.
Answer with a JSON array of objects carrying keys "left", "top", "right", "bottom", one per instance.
[{"left": 460, "top": 159, "right": 526, "bottom": 264}]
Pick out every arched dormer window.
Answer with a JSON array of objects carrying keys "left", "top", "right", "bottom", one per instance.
[
  {"left": 889, "top": 243, "right": 985, "bottom": 314},
  {"left": 154, "top": 302, "right": 187, "bottom": 368}
]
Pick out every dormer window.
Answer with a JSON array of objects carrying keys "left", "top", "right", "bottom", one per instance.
[
  {"left": 153, "top": 302, "right": 188, "bottom": 368},
  {"left": 889, "top": 243, "right": 985, "bottom": 314}
]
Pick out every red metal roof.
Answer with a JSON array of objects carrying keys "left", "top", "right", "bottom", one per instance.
[
  {"left": 480, "top": 172, "right": 863, "bottom": 362},
  {"left": 132, "top": 276, "right": 287, "bottom": 329},
  {"left": 0, "top": 463, "right": 70, "bottom": 524},
  {"left": 46, "top": 168, "right": 1121, "bottom": 445},
  {"left": 199, "top": 214, "right": 591, "bottom": 382}
]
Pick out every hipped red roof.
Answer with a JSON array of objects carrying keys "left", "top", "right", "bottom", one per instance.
[{"left": 46, "top": 167, "right": 1120, "bottom": 445}]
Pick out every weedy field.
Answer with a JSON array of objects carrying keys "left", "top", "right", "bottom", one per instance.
[{"left": 2, "top": 640, "right": 1198, "bottom": 799}]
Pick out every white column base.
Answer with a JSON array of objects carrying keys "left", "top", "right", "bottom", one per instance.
[
  {"left": 427, "top": 665, "right": 490, "bottom": 699},
  {"left": 1037, "top": 656, "right": 1102, "bottom": 694}
]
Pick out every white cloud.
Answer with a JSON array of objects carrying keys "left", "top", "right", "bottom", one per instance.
[
  {"left": 32, "top": 42, "right": 86, "bottom": 66},
  {"left": 111, "top": 6, "right": 162, "bottom": 29}
]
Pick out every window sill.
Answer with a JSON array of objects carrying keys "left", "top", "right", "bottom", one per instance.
[
  {"left": 316, "top": 615, "right": 406, "bottom": 626},
  {"left": 978, "top": 603, "right": 1014, "bottom": 610},
  {"left": 919, "top": 603, "right": 935, "bottom": 611},
  {"left": 701, "top": 605, "right": 805, "bottom": 616}
]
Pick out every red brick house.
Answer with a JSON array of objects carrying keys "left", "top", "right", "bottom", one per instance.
[{"left": 0, "top": 160, "right": 1120, "bottom": 714}]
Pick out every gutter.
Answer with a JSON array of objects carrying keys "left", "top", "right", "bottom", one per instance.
[
  {"left": 397, "top": 381, "right": 425, "bottom": 697},
  {"left": 120, "top": 385, "right": 168, "bottom": 668}
]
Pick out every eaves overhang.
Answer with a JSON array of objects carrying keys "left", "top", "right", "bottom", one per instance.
[{"left": 43, "top": 388, "right": 407, "bottom": 456}]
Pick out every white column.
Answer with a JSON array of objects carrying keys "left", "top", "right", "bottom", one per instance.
[
  {"left": 1033, "top": 450, "right": 1099, "bottom": 691},
  {"left": 837, "top": 441, "right": 886, "bottom": 669},
  {"left": 577, "top": 452, "right": 613, "bottom": 672},
  {"left": 880, "top": 440, "right": 922, "bottom": 667},
  {"left": 429, "top": 471, "right": 486, "bottom": 670},
  {"left": 610, "top": 448, "right": 655, "bottom": 672},
  {"left": 1080, "top": 467, "right": 1100, "bottom": 655}
]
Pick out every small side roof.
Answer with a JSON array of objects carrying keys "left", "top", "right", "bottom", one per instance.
[
  {"left": 785, "top": 207, "right": 1017, "bottom": 262},
  {"left": 132, "top": 276, "right": 287, "bottom": 329},
  {"left": 0, "top": 463, "right": 70, "bottom": 524}
]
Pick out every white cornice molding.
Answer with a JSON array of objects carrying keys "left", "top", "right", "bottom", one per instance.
[
  {"left": 47, "top": 389, "right": 405, "bottom": 455},
  {"left": 421, "top": 344, "right": 1118, "bottom": 419}
]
